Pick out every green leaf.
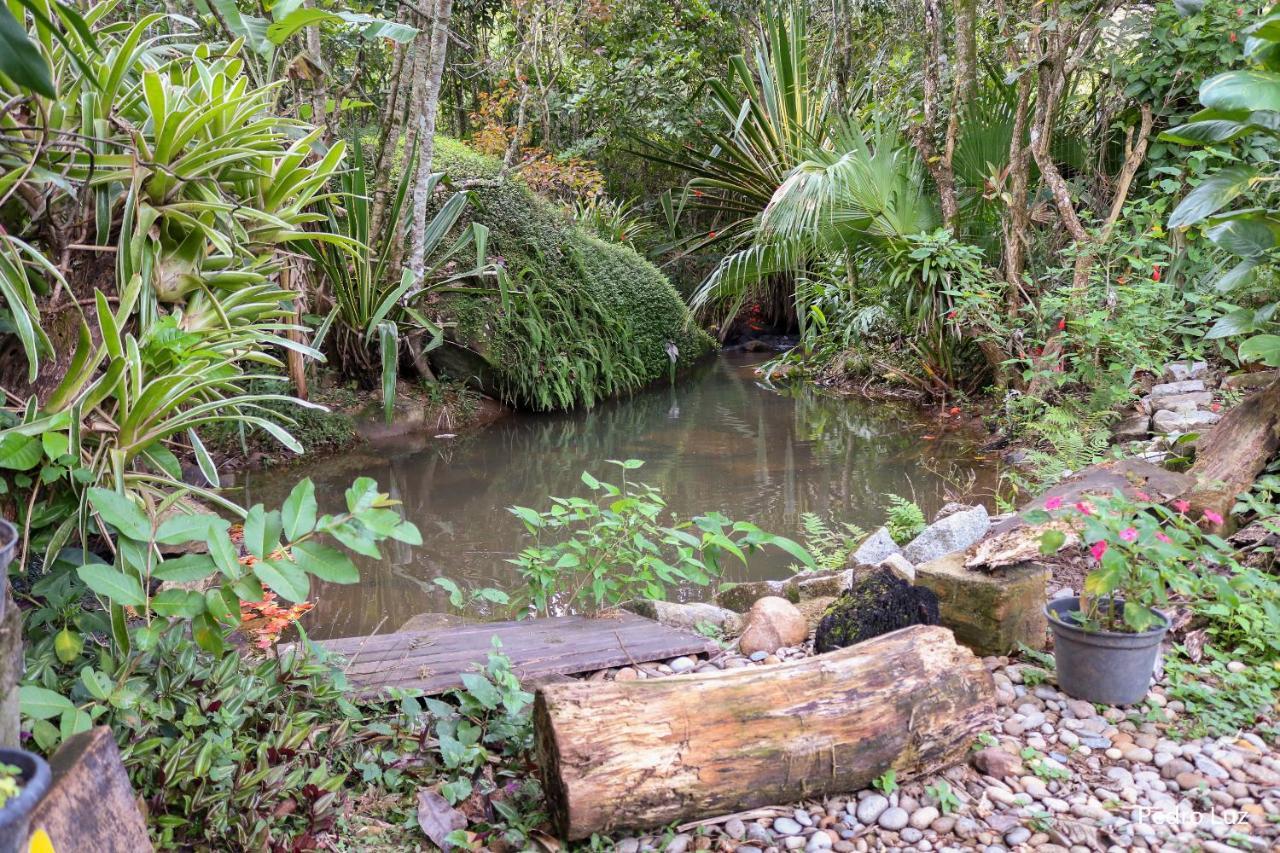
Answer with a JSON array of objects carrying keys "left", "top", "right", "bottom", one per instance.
[
  {"left": 1039, "top": 528, "right": 1067, "bottom": 555},
  {"left": 151, "top": 588, "right": 207, "bottom": 618},
  {"left": 1200, "top": 70, "right": 1280, "bottom": 113},
  {"left": 282, "top": 479, "right": 318, "bottom": 540},
  {"left": 290, "top": 540, "right": 359, "bottom": 584},
  {"left": 1168, "top": 166, "right": 1256, "bottom": 228},
  {"left": 86, "top": 488, "right": 151, "bottom": 540},
  {"left": 458, "top": 672, "right": 501, "bottom": 709},
  {"left": 242, "top": 506, "right": 282, "bottom": 559},
  {"left": 0, "top": 432, "right": 42, "bottom": 470},
  {"left": 155, "top": 512, "right": 225, "bottom": 545},
  {"left": 152, "top": 553, "right": 217, "bottom": 583},
  {"left": 1239, "top": 334, "right": 1280, "bottom": 366},
  {"left": 80, "top": 668, "right": 110, "bottom": 701},
  {"left": 255, "top": 558, "right": 310, "bottom": 602},
  {"left": 1205, "top": 216, "right": 1280, "bottom": 257},
  {"left": 78, "top": 563, "right": 147, "bottom": 606},
  {"left": 265, "top": 7, "right": 339, "bottom": 43},
  {"left": 0, "top": 4, "right": 55, "bottom": 98},
  {"left": 20, "top": 685, "right": 74, "bottom": 721}
]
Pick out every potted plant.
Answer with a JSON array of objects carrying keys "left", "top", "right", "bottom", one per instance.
[
  {"left": 0, "top": 749, "right": 51, "bottom": 853},
  {"left": 1033, "top": 492, "right": 1208, "bottom": 705}
]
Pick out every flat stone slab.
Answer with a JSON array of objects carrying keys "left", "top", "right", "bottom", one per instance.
[
  {"left": 307, "top": 612, "right": 719, "bottom": 697},
  {"left": 915, "top": 553, "right": 1049, "bottom": 657},
  {"left": 28, "top": 726, "right": 152, "bottom": 853}
]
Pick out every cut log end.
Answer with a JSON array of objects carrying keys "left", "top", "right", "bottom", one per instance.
[{"left": 535, "top": 624, "right": 995, "bottom": 840}]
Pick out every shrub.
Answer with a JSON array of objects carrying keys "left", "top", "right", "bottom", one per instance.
[{"left": 430, "top": 137, "right": 713, "bottom": 409}]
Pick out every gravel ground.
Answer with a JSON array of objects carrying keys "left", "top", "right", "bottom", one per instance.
[{"left": 587, "top": 648, "right": 1279, "bottom": 853}]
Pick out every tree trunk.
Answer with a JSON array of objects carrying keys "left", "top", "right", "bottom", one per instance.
[
  {"left": 535, "top": 625, "right": 995, "bottom": 840},
  {"left": 406, "top": 0, "right": 454, "bottom": 281},
  {"left": 0, "top": 581, "right": 21, "bottom": 748},
  {"left": 1185, "top": 377, "right": 1280, "bottom": 528}
]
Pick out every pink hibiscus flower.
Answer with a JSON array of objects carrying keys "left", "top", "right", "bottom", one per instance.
[
  {"left": 1044, "top": 496, "right": 1063, "bottom": 511},
  {"left": 1173, "top": 500, "right": 1190, "bottom": 513},
  {"left": 1075, "top": 501, "right": 1095, "bottom": 516},
  {"left": 1120, "top": 528, "right": 1138, "bottom": 542},
  {"left": 1203, "top": 509, "right": 1224, "bottom": 525},
  {"left": 1090, "top": 540, "right": 1109, "bottom": 560}
]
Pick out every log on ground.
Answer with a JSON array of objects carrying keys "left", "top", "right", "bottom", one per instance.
[
  {"left": 1185, "top": 376, "right": 1280, "bottom": 528},
  {"left": 534, "top": 624, "right": 995, "bottom": 839}
]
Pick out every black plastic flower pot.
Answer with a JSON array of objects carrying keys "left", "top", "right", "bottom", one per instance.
[
  {"left": 1045, "top": 596, "right": 1169, "bottom": 706},
  {"left": 0, "top": 747, "right": 51, "bottom": 853}
]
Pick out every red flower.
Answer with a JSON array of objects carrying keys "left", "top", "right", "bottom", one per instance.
[
  {"left": 1135, "top": 490, "right": 1151, "bottom": 502},
  {"left": 1057, "top": 317, "right": 1066, "bottom": 331},
  {"left": 947, "top": 310, "right": 957, "bottom": 319},
  {"left": 1210, "top": 402, "right": 1221, "bottom": 412},
  {"left": 1152, "top": 265, "right": 1162, "bottom": 282},
  {"left": 708, "top": 230, "right": 717, "bottom": 239},
  {"left": 1203, "top": 509, "right": 1224, "bottom": 525},
  {"left": 1045, "top": 496, "right": 1064, "bottom": 511},
  {"left": 1238, "top": 6, "right": 1245, "bottom": 16},
  {"left": 1075, "top": 500, "right": 1096, "bottom": 516},
  {"left": 1230, "top": 31, "right": 1238, "bottom": 42},
  {"left": 1174, "top": 499, "right": 1190, "bottom": 513},
  {"left": 1090, "top": 540, "right": 1109, "bottom": 560}
]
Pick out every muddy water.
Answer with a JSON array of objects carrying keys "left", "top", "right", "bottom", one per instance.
[{"left": 242, "top": 353, "right": 998, "bottom": 639}]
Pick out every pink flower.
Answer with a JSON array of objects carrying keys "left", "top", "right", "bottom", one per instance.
[
  {"left": 1173, "top": 500, "right": 1190, "bottom": 514},
  {"left": 1044, "top": 496, "right": 1063, "bottom": 511},
  {"left": 1120, "top": 527, "right": 1138, "bottom": 542},
  {"left": 1134, "top": 491, "right": 1151, "bottom": 502},
  {"left": 1203, "top": 509, "right": 1224, "bottom": 525},
  {"left": 1075, "top": 501, "right": 1095, "bottom": 516},
  {"left": 1155, "top": 532, "right": 1172, "bottom": 543},
  {"left": 1090, "top": 540, "right": 1109, "bottom": 560}
]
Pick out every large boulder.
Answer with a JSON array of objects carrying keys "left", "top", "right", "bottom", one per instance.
[
  {"left": 813, "top": 568, "right": 940, "bottom": 653},
  {"left": 901, "top": 505, "right": 990, "bottom": 565},
  {"left": 1152, "top": 408, "right": 1220, "bottom": 434},
  {"left": 739, "top": 596, "right": 808, "bottom": 655}
]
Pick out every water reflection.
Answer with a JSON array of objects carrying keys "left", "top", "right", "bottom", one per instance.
[{"left": 243, "top": 353, "right": 996, "bottom": 639}]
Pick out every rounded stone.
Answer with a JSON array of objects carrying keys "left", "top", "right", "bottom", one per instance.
[
  {"left": 855, "top": 794, "right": 889, "bottom": 825},
  {"left": 877, "top": 807, "right": 909, "bottom": 831},
  {"left": 772, "top": 817, "right": 804, "bottom": 836},
  {"left": 1004, "top": 827, "right": 1031, "bottom": 846}
]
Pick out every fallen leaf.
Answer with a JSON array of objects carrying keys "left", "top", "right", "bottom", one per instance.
[
  {"left": 530, "top": 829, "right": 563, "bottom": 852},
  {"left": 417, "top": 788, "right": 467, "bottom": 851}
]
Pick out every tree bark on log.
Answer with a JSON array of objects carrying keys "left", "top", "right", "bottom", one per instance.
[
  {"left": 1185, "top": 377, "right": 1280, "bottom": 527},
  {"left": 534, "top": 625, "right": 995, "bottom": 840}
]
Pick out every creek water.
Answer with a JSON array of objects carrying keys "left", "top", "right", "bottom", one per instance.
[{"left": 242, "top": 352, "right": 998, "bottom": 639}]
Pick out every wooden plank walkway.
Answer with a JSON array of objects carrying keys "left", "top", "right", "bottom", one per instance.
[{"left": 311, "top": 612, "right": 719, "bottom": 697}]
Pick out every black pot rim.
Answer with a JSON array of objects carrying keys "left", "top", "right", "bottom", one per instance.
[
  {"left": 0, "top": 747, "right": 51, "bottom": 828},
  {"left": 1044, "top": 595, "right": 1170, "bottom": 640}
]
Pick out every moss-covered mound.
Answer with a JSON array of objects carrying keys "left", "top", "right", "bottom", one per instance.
[
  {"left": 429, "top": 137, "right": 713, "bottom": 410},
  {"left": 813, "top": 568, "right": 941, "bottom": 653}
]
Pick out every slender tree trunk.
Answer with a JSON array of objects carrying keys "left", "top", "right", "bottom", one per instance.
[
  {"left": 370, "top": 31, "right": 412, "bottom": 240},
  {"left": 406, "top": 0, "right": 454, "bottom": 281},
  {"left": 916, "top": 0, "right": 959, "bottom": 228}
]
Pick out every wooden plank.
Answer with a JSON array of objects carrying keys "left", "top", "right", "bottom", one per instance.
[
  {"left": 309, "top": 612, "right": 717, "bottom": 697},
  {"left": 28, "top": 726, "right": 153, "bottom": 853}
]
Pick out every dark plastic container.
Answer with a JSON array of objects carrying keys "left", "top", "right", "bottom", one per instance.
[
  {"left": 1046, "top": 596, "right": 1169, "bottom": 706},
  {"left": 0, "top": 747, "right": 51, "bottom": 853}
]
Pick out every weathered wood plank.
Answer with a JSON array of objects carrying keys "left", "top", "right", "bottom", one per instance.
[
  {"left": 310, "top": 612, "right": 718, "bottom": 697},
  {"left": 28, "top": 726, "right": 153, "bottom": 853}
]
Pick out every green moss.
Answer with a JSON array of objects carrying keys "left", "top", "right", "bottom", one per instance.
[{"left": 427, "top": 137, "right": 713, "bottom": 410}]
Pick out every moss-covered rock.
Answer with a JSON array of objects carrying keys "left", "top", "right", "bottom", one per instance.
[
  {"left": 813, "top": 568, "right": 941, "bottom": 653},
  {"left": 428, "top": 137, "right": 713, "bottom": 410}
]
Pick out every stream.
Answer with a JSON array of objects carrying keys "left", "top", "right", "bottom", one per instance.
[{"left": 242, "top": 353, "right": 998, "bottom": 639}]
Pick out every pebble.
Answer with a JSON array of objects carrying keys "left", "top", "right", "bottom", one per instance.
[
  {"left": 749, "top": 651, "right": 770, "bottom": 662},
  {"left": 1005, "top": 827, "right": 1031, "bottom": 846},
  {"left": 910, "top": 806, "right": 939, "bottom": 829},
  {"left": 725, "top": 818, "right": 746, "bottom": 840},
  {"left": 665, "top": 834, "right": 691, "bottom": 853},
  {"left": 772, "top": 817, "right": 803, "bottom": 836},
  {"left": 854, "top": 794, "right": 889, "bottom": 824},
  {"left": 668, "top": 657, "right": 696, "bottom": 673},
  {"left": 876, "top": 807, "right": 908, "bottom": 830}
]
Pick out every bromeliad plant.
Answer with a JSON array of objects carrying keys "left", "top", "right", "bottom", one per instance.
[{"left": 505, "top": 459, "right": 814, "bottom": 616}]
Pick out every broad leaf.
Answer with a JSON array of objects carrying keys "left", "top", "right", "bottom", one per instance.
[
  {"left": 20, "top": 686, "right": 74, "bottom": 721},
  {"left": 1239, "top": 333, "right": 1280, "bottom": 366},
  {"left": 255, "top": 558, "right": 310, "bottom": 602},
  {"left": 86, "top": 488, "right": 151, "bottom": 540},
  {"left": 78, "top": 563, "right": 147, "bottom": 605},
  {"left": 1200, "top": 70, "right": 1280, "bottom": 113},
  {"left": 0, "top": 432, "right": 42, "bottom": 470},
  {"left": 1169, "top": 166, "right": 1256, "bottom": 228},
  {"left": 0, "top": 4, "right": 55, "bottom": 97},
  {"left": 290, "top": 540, "right": 359, "bottom": 583},
  {"left": 1205, "top": 215, "right": 1280, "bottom": 256},
  {"left": 282, "top": 478, "right": 318, "bottom": 540}
]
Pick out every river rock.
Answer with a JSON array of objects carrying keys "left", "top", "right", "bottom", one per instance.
[
  {"left": 1151, "top": 391, "right": 1213, "bottom": 412},
  {"left": 1162, "top": 361, "right": 1209, "bottom": 382},
  {"left": 1112, "top": 412, "right": 1151, "bottom": 442},
  {"left": 813, "top": 567, "right": 940, "bottom": 653},
  {"left": 902, "top": 505, "right": 990, "bottom": 564},
  {"left": 1149, "top": 379, "right": 1206, "bottom": 398},
  {"left": 739, "top": 596, "right": 808, "bottom": 655},
  {"left": 796, "top": 570, "right": 854, "bottom": 600},
  {"left": 1222, "top": 369, "right": 1278, "bottom": 390},
  {"left": 852, "top": 527, "right": 901, "bottom": 566},
  {"left": 1152, "top": 408, "right": 1221, "bottom": 434},
  {"left": 972, "top": 747, "right": 1025, "bottom": 779},
  {"left": 877, "top": 808, "right": 909, "bottom": 831},
  {"left": 877, "top": 553, "right": 916, "bottom": 583},
  {"left": 855, "top": 794, "right": 889, "bottom": 824},
  {"left": 716, "top": 579, "right": 793, "bottom": 612},
  {"left": 623, "top": 599, "right": 743, "bottom": 634}
]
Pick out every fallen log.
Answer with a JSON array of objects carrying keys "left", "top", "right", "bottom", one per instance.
[
  {"left": 534, "top": 624, "right": 995, "bottom": 839},
  {"left": 1185, "top": 376, "right": 1280, "bottom": 529}
]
